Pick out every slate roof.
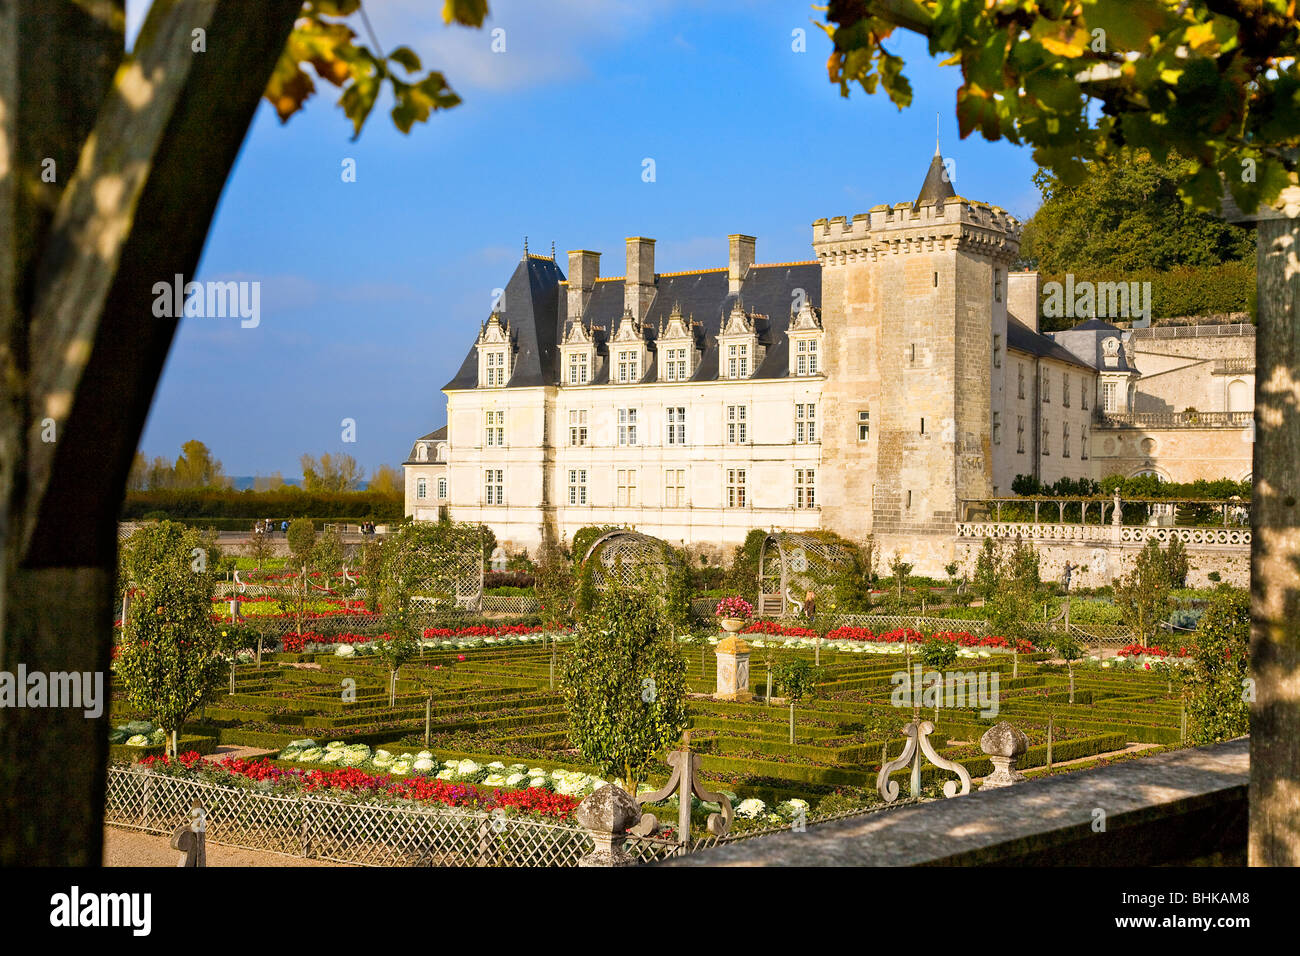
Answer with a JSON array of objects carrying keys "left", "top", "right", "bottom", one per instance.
[
  {"left": 405, "top": 425, "right": 448, "bottom": 464},
  {"left": 916, "top": 146, "right": 956, "bottom": 206},
  {"left": 1006, "top": 315, "right": 1094, "bottom": 370},
  {"left": 1049, "top": 319, "right": 1138, "bottom": 372},
  {"left": 444, "top": 255, "right": 565, "bottom": 390},
  {"left": 443, "top": 258, "right": 821, "bottom": 390}
]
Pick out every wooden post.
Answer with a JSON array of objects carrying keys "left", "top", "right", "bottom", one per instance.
[
  {"left": 788, "top": 700, "right": 795, "bottom": 745},
  {"left": 424, "top": 696, "right": 432, "bottom": 748},
  {"left": 1046, "top": 716, "right": 1053, "bottom": 769},
  {"left": 229, "top": 659, "right": 235, "bottom": 696}
]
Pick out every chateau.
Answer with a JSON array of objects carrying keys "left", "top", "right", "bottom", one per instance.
[{"left": 404, "top": 148, "right": 1254, "bottom": 574}]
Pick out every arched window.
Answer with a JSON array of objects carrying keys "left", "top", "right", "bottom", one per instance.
[
  {"left": 416, "top": 444, "right": 428, "bottom": 461},
  {"left": 1227, "top": 378, "right": 1250, "bottom": 413}
]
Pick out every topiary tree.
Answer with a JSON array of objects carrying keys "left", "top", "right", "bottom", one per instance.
[
  {"left": 1164, "top": 536, "right": 1190, "bottom": 590},
  {"left": 286, "top": 517, "right": 317, "bottom": 567},
  {"left": 116, "top": 522, "right": 227, "bottom": 757},
  {"left": 1185, "top": 586, "right": 1250, "bottom": 744},
  {"left": 560, "top": 587, "right": 688, "bottom": 796},
  {"left": 1114, "top": 539, "right": 1172, "bottom": 647},
  {"left": 772, "top": 656, "right": 817, "bottom": 745}
]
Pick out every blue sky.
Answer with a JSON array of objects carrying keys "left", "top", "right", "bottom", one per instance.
[{"left": 131, "top": 0, "right": 1044, "bottom": 478}]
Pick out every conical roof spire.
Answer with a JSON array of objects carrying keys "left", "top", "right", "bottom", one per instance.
[{"left": 916, "top": 137, "right": 955, "bottom": 206}]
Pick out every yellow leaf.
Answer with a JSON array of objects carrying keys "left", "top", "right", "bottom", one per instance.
[{"left": 1040, "top": 35, "right": 1087, "bottom": 59}]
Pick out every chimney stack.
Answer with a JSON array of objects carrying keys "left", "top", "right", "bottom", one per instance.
[
  {"left": 566, "top": 249, "right": 601, "bottom": 320},
  {"left": 728, "top": 234, "right": 755, "bottom": 295},
  {"left": 624, "top": 237, "right": 656, "bottom": 321},
  {"left": 1007, "top": 271, "right": 1041, "bottom": 333}
]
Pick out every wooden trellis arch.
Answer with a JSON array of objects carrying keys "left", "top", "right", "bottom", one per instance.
[
  {"left": 757, "top": 532, "right": 855, "bottom": 617},
  {"left": 583, "top": 529, "right": 680, "bottom": 593}
]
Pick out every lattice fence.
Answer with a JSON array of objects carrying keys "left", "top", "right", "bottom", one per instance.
[
  {"left": 481, "top": 594, "right": 541, "bottom": 615},
  {"left": 103, "top": 767, "right": 911, "bottom": 866}
]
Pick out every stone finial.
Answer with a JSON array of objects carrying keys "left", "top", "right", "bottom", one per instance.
[
  {"left": 979, "top": 721, "right": 1029, "bottom": 790},
  {"left": 576, "top": 784, "right": 641, "bottom": 867}
]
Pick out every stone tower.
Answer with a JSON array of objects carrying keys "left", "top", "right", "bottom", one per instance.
[{"left": 813, "top": 147, "right": 1021, "bottom": 561}]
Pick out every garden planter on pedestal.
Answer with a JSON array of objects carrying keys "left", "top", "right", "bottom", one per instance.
[{"left": 714, "top": 637, "right": 752, "bottom": 702}]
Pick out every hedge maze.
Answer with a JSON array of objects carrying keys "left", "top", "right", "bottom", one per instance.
[{"left": 112, "top": 640, "right": 1184, "bottom": 808}]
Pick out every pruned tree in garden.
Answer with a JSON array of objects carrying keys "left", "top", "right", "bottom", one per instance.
[
  {"left": 772, "top": 656, "right": 816, "bottom": 745},
  {"left": 1114, "top": 539, "right": 1173, "bottom": 647},
  {"left": 560, "top": 588, "right": 688, "bottom": 796},
  {"left": 1165, "top": 536, "right": 1191, "bottom": 590},
  {"left": 286, "top": 517, "right": 317, "bottom": 568},
  {"left": 1186, "top": 586, "right": 1251, "bottom": 744},
  {"left": 116, "top": 523, "right": 227, "bottom": 758},
  {"left": 980, "top": 537, "right": 1040, "bottom": 652}
]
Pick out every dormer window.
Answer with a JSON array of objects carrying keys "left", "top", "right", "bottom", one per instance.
[
  {"left": 610, "top": 308, "right": 647, "bottom": 385},
  {"left": 475, "top": 311, "right": 513, "bottom": 388},
  {"left": 727, "top": 343, "right": 750, "bottom": 379},
  {"left": 657, "top": 304, "right": 698, "bottom": 383},
  {"left": 568, "top": 351, "right": 589, "bottom": 385},
  {"left": 718, "top": 301, "right": 763, "bottom": 382},
  {"left": 787, "top": 302, "right": 823, "bottom": 378},
  {"left": 416, "top": 444, "right": 429, "bottom": 462},
  {"left": 616, "top": 348, "right": 641, "bottom": 383}
]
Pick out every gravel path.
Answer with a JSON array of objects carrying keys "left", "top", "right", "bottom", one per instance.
[{"left": 103, "top": 826, "right": 348, "bottom": 867}]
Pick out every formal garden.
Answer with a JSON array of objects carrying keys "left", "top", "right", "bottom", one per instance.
[{"left": 103, "top": 517, "right": 1251, "bottom": 866}]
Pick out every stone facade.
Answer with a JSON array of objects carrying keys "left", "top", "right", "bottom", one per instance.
[{"left": 403, "top": 151, "right": 1254, "bottom": 577}]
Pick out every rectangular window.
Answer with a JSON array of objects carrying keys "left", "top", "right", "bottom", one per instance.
[
  {"left": 726, "top": 405, "right": 747, "bottom": 444},
  {"left": 568, "top": 351, "right": 589, "bottom": 385},
  {"left": 484, "top": 469, "right": 504, "bottom": 506},
  {"left": 663, "top": 346, "right": 688, "bottom": 382},
  {"left": 795, "top": 468, "right": 816, "bottom": 509},
  {"left": 437, "top": 477, "right": 447, "bottom": 499},
  {"left": 1081, "top": 378, "right": 1089, "bottom": 410},
  {"left": 617, "top": 349, "right": 640, "bottom": 384},
  {"left": 1041, "top": 368, "right": 1050, "bottom": 403},
  {"left": 664, "top": 469, "right": 686, "bottom": 508},
  {"left": 920, "top": 418, "right": 926, "bottom": 435},
  {"left": 1081, "top": 425, "right": 1089, "bottom": 460},
  {"left": 795, "top": 339, "right": 820, "bottom": 376},
  {"left": 993, "top": 334, "right": 1002, "bottom": 369},
  {"left": 794, "top": 403, "right": 817, "bottom": 443},
  {"left": 618, "top": 408, "right": 638, "bottom": 446},
  {"left": 484, "top": 410, "right": 505, "bottom": 447},
  {"left": 1017, "top": 416, "right": 1025, "bottom": 453},
  {"left": 568, "top": 409, "right": 588, "bottom": 447},
  {"left": 727, "top": 343, "right": 749, "bottom": 379},
  {"left": 1063, "top": 375, "right": 1071, "bottom": 407},
  {"left": 1102, "top": 381, "right": 1117, "bottom": 412},
  {"left": 416, "top": 478, "right": 427, "bottom": 500},
  {"left": 1017, "top": 363, "right": 1025, "bottom": 399},
  {"left": 485, "top": 351, "right": 506, "bottom": 386},
  {"left": 666, "top": 407, "right": 686, "bottom": 446},
  {"left": 616, "top": 469, "right": 638, "bottom": 508},
  {"left": 1063, "top": 422, "right": 1071, "bottom": 458},
  {"left": 726, "top": 468, "right": 747, "bottom": 508},
  {"left": 992, "top": 412, "right": 1001, "bottom": 445},
  {"left": 858, "top": 409, "right": 870, "bottom": 442},
  {"left": 567, "top": 468, "right": 587, "bottom": 506},
  {"left": 1041, "top": 421, "right": 1050, "bottom": 456}
]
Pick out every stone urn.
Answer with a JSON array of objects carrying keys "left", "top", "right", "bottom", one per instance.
[
  {"left": 719, "top": 617, "right": 746, "bottom": 634},
  {"left": 979, "top": 721, "right": 1029, "bottom": 790}
]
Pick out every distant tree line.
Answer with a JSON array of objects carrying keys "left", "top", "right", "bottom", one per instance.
[
  {"left": 121, "top": 488, "right": 403, "bottom": 521},
  {"left": 127, "top": 440, "right": 403, "bottom": 497}
]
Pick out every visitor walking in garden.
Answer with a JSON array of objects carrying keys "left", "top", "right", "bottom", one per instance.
[{"left": 804, "top": 589, "right": 816, "bottom": 626}]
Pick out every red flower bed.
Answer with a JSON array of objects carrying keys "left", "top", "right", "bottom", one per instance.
[
  {"left": 1117, "top": 644, "right": 1169, "bottom": 658},
  {"left": 745, "top": 621, "right": 1037, "bottom": 653},
  {"left": 141, "top": 753, "right": 580, "bottom": 820}
]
